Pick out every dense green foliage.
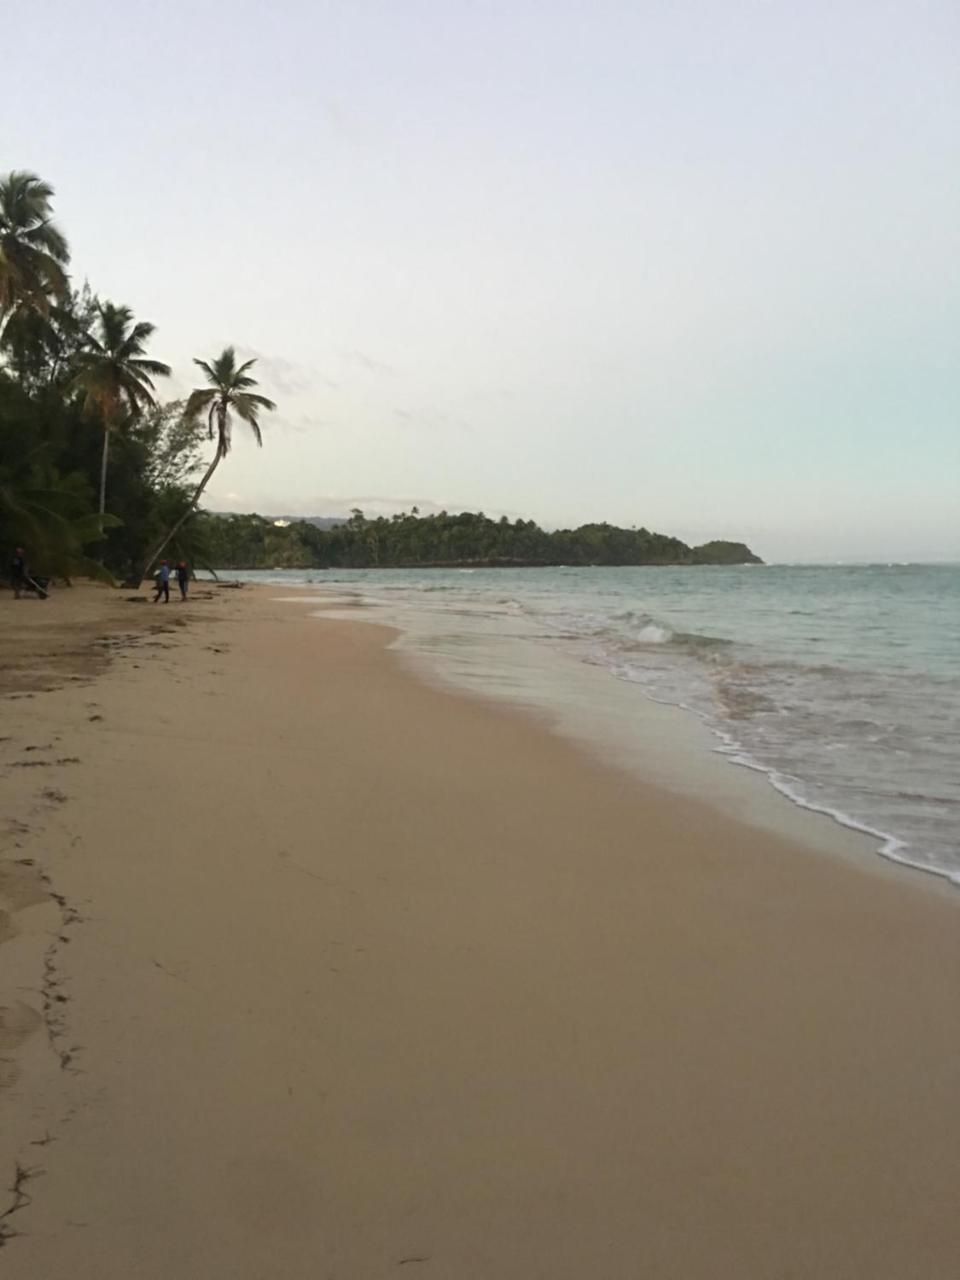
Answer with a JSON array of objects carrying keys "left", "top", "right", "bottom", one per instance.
[
  {"left": 0, "top": 290, "right": 204, "bottom": 580},
  {"left": 0, "top": 170, "right": 274, "bottom": 585},
  {"left": 199, "top": 509, "right": 761, "bottom": 569},
  {"left": 0, "top": 342, "right": 208, "bottom": 581},
  {"left": 0, "top": 171, "right": 69, "bottom": 321}
]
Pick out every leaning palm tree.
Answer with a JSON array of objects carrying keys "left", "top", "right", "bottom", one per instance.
[
  {"left": 71, "top": 301, "right": 171, "bottom": 515},
  {"left": 136, "top": 347, "right": 276, "bottom": 583},
  {"left": 0, "top": 171, "right": 70, "bottom": 336}
]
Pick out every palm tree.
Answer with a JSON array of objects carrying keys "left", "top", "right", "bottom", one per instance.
[
  {"left": 136, "top": 347, "right": 276, "bottom": 583},
  {"left": 2, "top": 284, "right": 98, "bottom": 393},
  {"left": 0, "top": 171, "right": 70, "bottom": 335},
  {"left": 71, "top": 301, "right": 171, "bottom": 515},
  {"left": 0, "top": 471, "right": 119, "bottom": 582}
]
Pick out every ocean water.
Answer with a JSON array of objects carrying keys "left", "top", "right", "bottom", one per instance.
[{"left": 249, "top": 564, "right": 960, "bottom": 887}]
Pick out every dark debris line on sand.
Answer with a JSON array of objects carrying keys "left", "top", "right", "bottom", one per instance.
[
  {"left": 0, "top": 1163, "right": 41, "bottom": 1247},
  {"left": 0, "top": 584, "right": 241, "bottom": 1253}
]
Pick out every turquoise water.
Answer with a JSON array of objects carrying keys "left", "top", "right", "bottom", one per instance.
[{"left": 248, "top": 564, "right": 960, "bottom": 885}]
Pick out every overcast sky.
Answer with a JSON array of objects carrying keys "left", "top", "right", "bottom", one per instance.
[{"left": 8, "top": 0, "right": 959, "bottom": 560}]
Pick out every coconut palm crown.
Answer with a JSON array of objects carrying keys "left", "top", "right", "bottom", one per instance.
[
  {"left": 73, "top": 301, "right": 169, "bottom": 420},
  {"left": 185, "top": 346, "right": 276, "bottom": 460},
  {"left": 0, "top": 171, "right": 71, "bottom": 328},
  {"left": 71, "top": 301, "right": 171, "bottom": 514}
]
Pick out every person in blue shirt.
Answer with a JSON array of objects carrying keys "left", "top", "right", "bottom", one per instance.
[{"left": 153, "top": 560, "right": 171, "bottom": 603}]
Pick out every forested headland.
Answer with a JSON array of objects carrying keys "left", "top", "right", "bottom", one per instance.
[{"left": 199, "top": 510, "right": 762, "bottom": 569}]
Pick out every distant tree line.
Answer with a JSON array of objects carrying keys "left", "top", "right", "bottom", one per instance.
[{"left": 200, "top": 509, "right": 761, "bottom": 569}]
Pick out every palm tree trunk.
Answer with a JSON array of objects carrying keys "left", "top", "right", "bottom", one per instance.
[
  {"left": 131, "top": 445, "right": 224, "bottom": 588},
  {"left": 98, "top": 425, "right": 110, "bottom": 516}
]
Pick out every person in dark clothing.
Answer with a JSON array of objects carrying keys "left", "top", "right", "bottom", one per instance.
[
  {"left": 11, "top": 548, "right": 27, "bottom": 599},
  {"left": 175, "top": 561, "right": 189, "bottom": 601},
  {"left": 153, "top": 560, "right": 171, "bottom": 603},
  {"left": 9, "top": 548, "right": 47, "bottom": 598},
  {"left": 8, "top": 542, "right": 48, "bottom": 596}
]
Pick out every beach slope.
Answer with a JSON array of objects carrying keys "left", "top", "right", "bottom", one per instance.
[{"left": 1, "top": 587, "right": 958, "bottom": 1278}]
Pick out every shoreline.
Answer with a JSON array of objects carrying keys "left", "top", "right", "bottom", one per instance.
[
  {"left": 199, "top": 558, "right": 761, "bottom": 570},
  {"left": 2, "top": 585, "right": 960, "bottom": 1276},
  {"left": 230, "top": 563, "right": 960, "bottom": 894},
  {"left": 305, "top": 586, "right": 959, "bottom": 903}
]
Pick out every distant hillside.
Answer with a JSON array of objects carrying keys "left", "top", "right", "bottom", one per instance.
[
  {"left": 199, "top": 509, "right": 762, "bottom": 569},
  {"left": 272, "top": 515, "right": 345, "bottom": 530},
  {"left": 210, "top": 512, "right": 345, "bottom": 530}
]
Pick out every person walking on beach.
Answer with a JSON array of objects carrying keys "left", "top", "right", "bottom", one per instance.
[
  {"left": 9, "top": 547, "right": 48, "bottom": 599},
  {"left": 175, "top": 560, "right": 189, "bottom": 601},
  {"left": 10, "top": 547, "right": 27, "bottom": 599},
  {"left": 153, "top": 560, "right": 171, "bottom": 603}
]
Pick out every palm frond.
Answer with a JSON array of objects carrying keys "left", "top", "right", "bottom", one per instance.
[
  {"left": 184, "top": 388, "right": 216, "bottom": 418},
  {"left": 125, "top": 320, "right": 157, "bottom": 349},
  {"left": 22, "top": 219, "right": 69, "bottom": 261},
  {"left": 232, "top": 395, "right": 272, "bottom": 446},
  {"left": 185, "top": 347, "right": 276, "bottom": 456},
  {"left": 130, "top": 356, "right": 172, "bottom": 380},
  {"left": 240, "top": 391, "right": 276, "bottom": 411},
  {"left": 192, "top": 358, "right": 218, "bottom": 384},
  {"left": 212, "top": 347, "right": 238, "bottom": 383},
  {"left": 68, "top": 299, "right": 168, "bottom": 424},
  {"left": 121, "top": 373, "right": 158, "bottom": 410}
]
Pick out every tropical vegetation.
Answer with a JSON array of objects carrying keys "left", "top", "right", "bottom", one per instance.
[
  {"left": 0, "top": 171, "right": 69, "bottom": 328},
  {"left": 135, "top": 348, "right": 275, "bottom": 583},
  {"left": 71, "top": 301, "right": 171, "bottom": 517},
  {"left": 198, "top": 509, "right": 762, "bottom": 569},
  {"left": 0, "top": 169, "right": 276, "bottom": 586}
]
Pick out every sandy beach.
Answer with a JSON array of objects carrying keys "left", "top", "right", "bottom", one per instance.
[{"left": 1, "top": 583, "right": 959, "bottom": 1278}]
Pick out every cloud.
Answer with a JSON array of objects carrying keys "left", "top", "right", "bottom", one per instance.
[
  {"left": 341, "top": 349, "right": 398, "bottom": 377},
  {"left": 391, "top": 404, "right": 474, "bottom": 434},
  {"left": 269, "top": 411, "right": 332, "bottom": 436},
  {"left": 233, "top": 347, "right": 340, "bottom": 396},
  {"left": 391, "top": 405, "right": 445, "bottom": 429}
]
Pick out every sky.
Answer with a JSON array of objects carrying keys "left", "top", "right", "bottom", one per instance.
[{"left": 6, "top": 0, "right": 959, "bottom": 561}]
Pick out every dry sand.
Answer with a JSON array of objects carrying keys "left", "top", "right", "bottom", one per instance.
[{"left": 1, "top": 583, "right": 959, "bottom": 1278}]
